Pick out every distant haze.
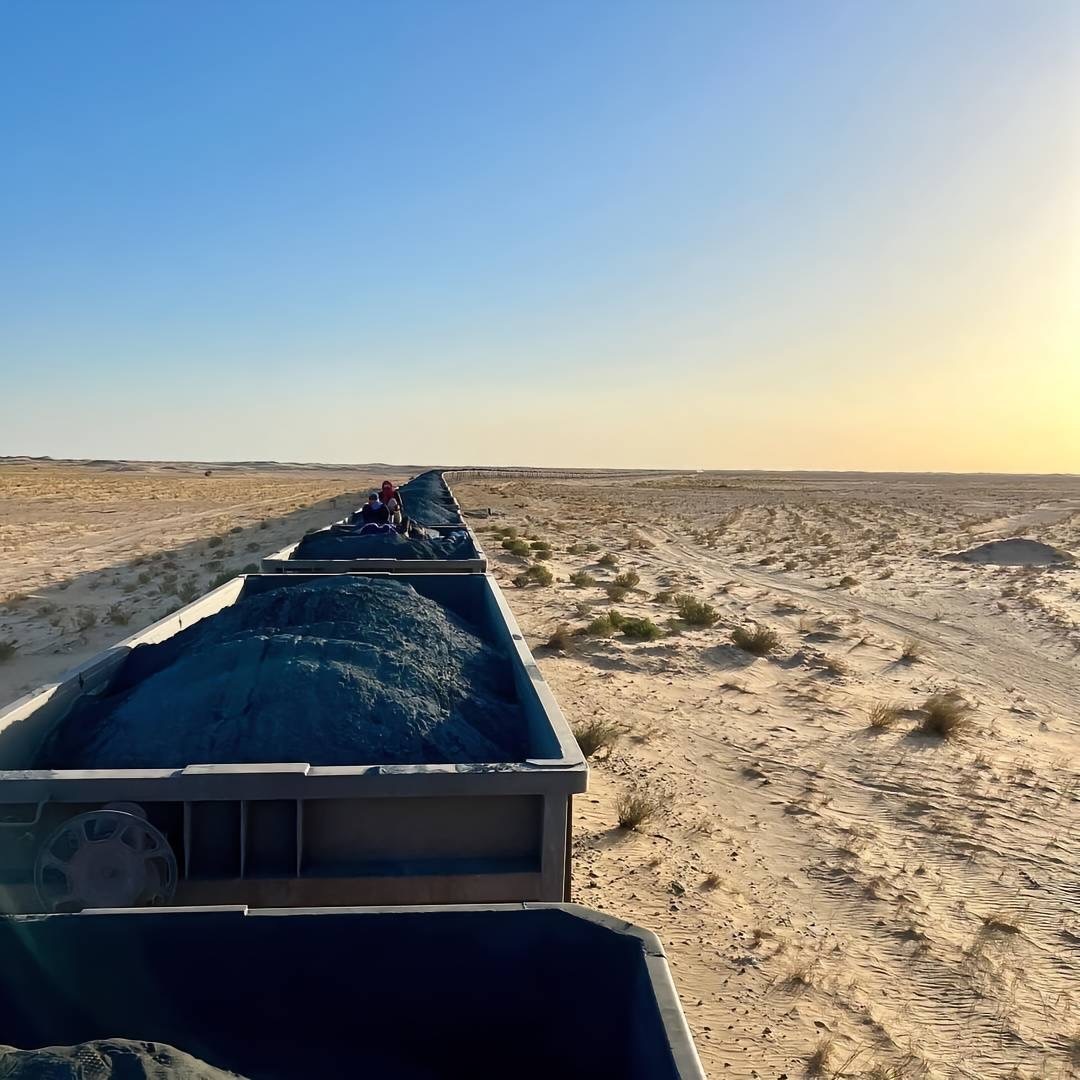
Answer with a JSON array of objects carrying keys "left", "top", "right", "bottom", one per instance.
[{"left": 1, "top": 1, "right": 1077, "bottom": 472}]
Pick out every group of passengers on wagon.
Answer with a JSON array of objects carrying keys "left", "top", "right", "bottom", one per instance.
[{"left": 349, "top": 480, "right": 417, "bottom": 536}]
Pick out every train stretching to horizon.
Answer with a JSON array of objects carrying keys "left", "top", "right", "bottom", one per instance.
[{"left": 0, "top": 470, "right": 705, "bottom": 1079}]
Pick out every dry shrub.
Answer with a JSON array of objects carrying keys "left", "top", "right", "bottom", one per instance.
[
  {"left": 587, "top": 610, "right": 626, "bottom": 636},
  {"left": 868, "top": 701, "right": 902, "bottom": 729},
  {"left": 807, "top": 1038, "right": 833, "bottom": 1076},
  {"left": 732, "top": 624, "right": 780, "bottom": 656},
  {"left": 616, "top": 785, "right": 667, "bottom": 830},
  {"left": 838, "top": 574, "right": 858, "bottom": 588},
  {"left": 177, "top": 580, "right": 200, "bottom": 604},
  {"left": 105, "top": 604, "right": 130, "bottom": 626},
  {"left": 605, "top": 584, "right": 630, "bottom": 602},
  {"left": 0, "top": 639, "right": 16, "bottom": 662},
  {"left": 674, "top": 593, "right": 718, "bottom": 627},
  {"left": 784, "top": 958, "right": 820, "bottom": 988},
  {"left": 917, "top": 692, "right": 974, "bottom": 739},
  {"left": 821, "top": 654, "right": 848, "bottom": 676},
  {"left": 653, "top": 589, "right": 674, "bottom": 604},
  {"left": 502, "top": 538, "right": 531, "bottom": 557},
  {"left": 598, "top": 552, "right": 618, "bottom": 567},
  {"left": 613, "top": 570, "right": 640, "bottom": 590},
  {"left": 980, "top": 914, "right": 1021, "bottom": 935},
  {"left": 546, "top": 623, "right": 575, "bottom": 651},
  {"left": 514, "top": 564, "right": 554, "bottom": 588},
  {"left": 572, "top": 716, "right": 619, "bottom": 758},
  {"left": 620, "top": 616, "right": 662, "bottom": 642},
  {"left": 569, "top": 570, "right": 597, "bottom": 588},
  {"left": 899, "top": 637, "right": 924, "bottom": 663}
]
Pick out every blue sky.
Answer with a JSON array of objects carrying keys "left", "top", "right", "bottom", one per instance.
[{"left": 2, "top": 1, "right": 1077, "bottom": 469}]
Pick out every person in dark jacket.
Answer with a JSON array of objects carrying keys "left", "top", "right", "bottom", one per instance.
[{"left": 360, "top": 492, "right": 389, "bottom": 525}]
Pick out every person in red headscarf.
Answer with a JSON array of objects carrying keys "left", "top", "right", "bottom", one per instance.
[{"left": 381, "top": 480, "right": 403, "bottom": 527}]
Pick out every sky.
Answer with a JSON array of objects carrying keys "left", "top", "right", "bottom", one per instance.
[{"left": 1, "top": 0, "right": 1077, "bottom": 472}]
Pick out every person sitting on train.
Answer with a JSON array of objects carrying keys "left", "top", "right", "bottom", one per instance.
[
  {"left": 380, "top": 480, "right": 401, "bottom": 512},
  {"left": 360, "top": 492, "right": 390, "bottom": 525},
  {"left": 385, "top": 496, "right": 403, "bottom": 527}
]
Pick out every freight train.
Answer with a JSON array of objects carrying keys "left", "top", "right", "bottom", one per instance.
[{"left": 0, "top": 470, "right": 705, "bottom": 1079}]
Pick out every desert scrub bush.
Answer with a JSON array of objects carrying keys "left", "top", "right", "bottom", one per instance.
[
  {"left": 176, "top": 580, "right": 200, "bottom": 604},
  {"left": 585, "top": 542, "right": 601, "bottom": 553},
  {"left": 917, "top": 692, "right": 975, "bottom": 739},
  {"left": 207, "top": 535, "right": 225, "bottom": 549},
  {"left": 513, "top": 564, "right": 554, "bottom": 588},
  {"left": 74, "top": 608, "right": 97, "bottom": 632},
  {"left": 105, "top": 604, "right": 130, "bottom": 626},
  {"left": 586, "top": 611, "right": 626, "bottom": 636},
  {"left": 229, "top": 526, "right": 242, "bottom": 534},
  {"left": 572, "top": 716, "right": 619, "bottom": 758},
  {"left": 604, "top": 584, "right": 630, "bottom": 602},
  {"left": 619, "top": 616, "right": 663, "bottom": 642},
  {"left": 0, "top": 639, "right": 16, "bottom": 662},
  {"left": 821, "top": 654, "right": 848, "bottom": 676},
  {"left": 573, "top": 600, "right": 593, "bottom": 619},
  {"left": 529, "top": 540, "right": 550, "bottom": 551},
  {"left": 838, "top": 574, "right": 858, "bottom": 588},
  {"left": 569, "top": 570, "right": 597, "bottom": 588},
  {"left": 616, "top": 784, "right": 667, "bottom": 830},
  {"left": 899, "top": 637, "right": 925, "bottom": 663},
  {"left": 136, "top": 571, "right": 152, "bottom": 585},
  {"left": 674, "top": 593, "right": 718, "bottom": 627},
  {"left": 653, "top": 589, "right": 674, "bottom": 604},
  {"left": 246, "top": 541, "right": 260, "bottom": 552},
  {"left": 613, "top": 570, "right": 640, "bottom": 590},
  {"left": 731, "top": 624, "right": 780, "bottom": 656},
  {"left": 546, "top": 623, "right": 575, "bottom": 651},
  {"left": 868, "top": 701, "right": 902, "bottom": 729},
  {"left": 566, "top": 542, "right": 585, "bottom": 556},
  {"left": 807, "top": 1038, "right": 833, "bottom": 1077},
  {"left": 597, "top": 552, "right": 618, "bottom": 567},
  {"left": 259, "top": 520, "right": 270, "bottom": 530},
  {"left": 532, "top": 547, "right": 552, "bottom": 560},
  {"left": 502, "top": 538, "right": 531, "bottom": 557}
]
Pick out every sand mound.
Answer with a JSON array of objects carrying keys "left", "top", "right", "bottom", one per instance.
[
  {"left": 941, "top": 537, "right": 1075, "bottom": 566},
  {"left": 37, "top": 577, "right": 526, "bottom": 769},
  {"left": 0, "top": 1040, "right": 245, "bottom": 1079}
]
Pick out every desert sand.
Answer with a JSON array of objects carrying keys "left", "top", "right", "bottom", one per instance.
[
  {"left": 452, "top": 470, "right": 1079, "bottom": 1080},
  {"left": 0, "top": 459, "right": 404, "bottom": 703},
  {"left": 1, "top": 463, "right": 1078, "bottom": 1079}
]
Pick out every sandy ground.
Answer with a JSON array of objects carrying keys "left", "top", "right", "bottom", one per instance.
[
  {"left": 1, "top": 464, "right": 1078, "bottom": 1078},
  {"left": 0, "top": 460, "right": 403, "bottom": 702},
  {"left": 454, "top": 471, "right": 1080, "bottom": 1080}
]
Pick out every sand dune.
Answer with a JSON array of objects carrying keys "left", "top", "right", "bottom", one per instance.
[{"left": 943, "top": 537, "right": 1075, "bottom": 567}]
